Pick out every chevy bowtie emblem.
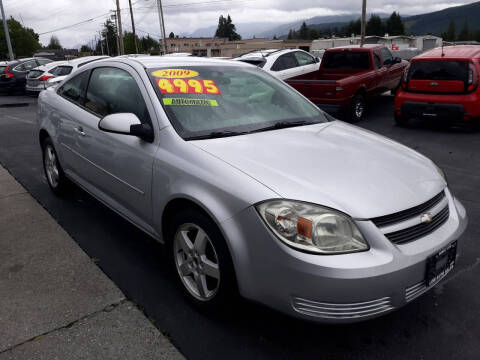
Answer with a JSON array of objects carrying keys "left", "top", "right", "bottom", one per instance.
[
  {"left": 420, "top": 213, "right": 433, "bottom": 224},
  {"left": 430, "top": 82, "right": 439, "bottom": 87}
]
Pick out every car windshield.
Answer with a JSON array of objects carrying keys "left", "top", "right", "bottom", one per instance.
[
  {"left": 322, "top": 51, "right": 370, "bottom": 69},
  {"left": 147, "top": 65, "right": 327, "bottom": 140}
]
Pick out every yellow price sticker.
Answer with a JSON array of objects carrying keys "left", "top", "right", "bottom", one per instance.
[{"left": 152, "top": 69, "right": 199, "bottom": 79}]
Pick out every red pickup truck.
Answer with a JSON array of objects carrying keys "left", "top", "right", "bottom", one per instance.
[{"left": 287, "top": 44, "right": 408, "bottom": 122}]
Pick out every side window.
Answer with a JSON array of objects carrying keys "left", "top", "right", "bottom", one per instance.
[
  {"left": 373, "top": 51, "right": 382, "bottom": 69},
  {"left": 381, "top": 48, "right": 393, "bottom": 66},
  {"left": 85, "top": 67, "right": 150, "bottom": 123},
  {"left": 58, "top": 70, "right": 89, "bottom": 105},
  {"left": 14, "top": 63, "right": 26, "bottom": 72},
  {"left": 294, "top": 51, "right": 315, "bottom": 66},
  {"left": 37, "top": 58, "right": 52, "bottom": 65},
  {"left": 271, "top": 53, "right": 298, "bottom": 71},
  {"left": 23, "top": 60, "right": 38, "bottom": 71}
]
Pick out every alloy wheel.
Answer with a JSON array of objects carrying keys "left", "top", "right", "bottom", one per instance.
[
  {"left": 173, "top": 223, "right": 221, "bottom": 301},
  {"left": 44, "top": 145, "right": 59, "bottom": 188}
]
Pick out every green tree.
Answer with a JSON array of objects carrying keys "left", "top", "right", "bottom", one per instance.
[
  {"left": 308, "top": 28, "right": 319, "bottom": 40},
  {"left": 123, "top": 31, "right": 142, "bottom": 54},
  {"left": 457, "top": 21, "right": 470, "bottom": 41},
  {"left": 169, "top": 32, "right": 175, "bottom": 38},
  {"left": 214, "top": 14, "right": 241, "bottom": 41},
  {"left": 386, "top": 12, "right": 404, "bottom": 36},
  {"left": 445, "top": 20, "right": 456, "bottom": 42},
  {"left": 342, "top": 18, "right": 362, "bottom": 37},
  {"left": 0, "top": 16, "right": 41, "bottom": 58},
  {"left": 298, "top": 22, "right": 309, "bottom": 39},
  {"left": 140, "top": 35, "right": 159, "bottom": 53},
  {"left": 47, "top": 35, "right": 62, "bottom": 49},
  {"left": 100, "top": 19, "right": 118, "bottom": 56},
  {"left": 366, "top": 14, "right": 385, "bottom": 36},
  {"left": 80, "top": 45, "right": 92, "bottom": 53}
]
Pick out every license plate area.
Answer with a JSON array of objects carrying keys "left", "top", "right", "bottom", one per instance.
[{"left": 426, "top": 241, "right": 457, "bottom": 287}]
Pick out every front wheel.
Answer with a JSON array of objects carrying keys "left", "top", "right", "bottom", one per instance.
[
  {"left": 42, "top": 138, "right": 70, "bottom": 195},
  {"left": 169, "top": 209, "right": 237, "bottom": 311},
  {"left": 349, "top": 94, "right": 366, "bottom": 122}
]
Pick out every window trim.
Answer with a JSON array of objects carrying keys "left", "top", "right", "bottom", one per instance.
[{"left": 57, "top": 69, "right": 92, "bottom": 109}]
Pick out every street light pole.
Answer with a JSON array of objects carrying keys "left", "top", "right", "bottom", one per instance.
[
  {"left": 360, "top": 0, "right": 367, "bottom": 47},
  {"left": 115, "top": 0, "right": 124, "bottom": 55},
  {"left": 156, "top": 0, "right": 168, "bottom": 54},
  {"left": 0, "top": 0, "right": 14, "bottom": 60}
]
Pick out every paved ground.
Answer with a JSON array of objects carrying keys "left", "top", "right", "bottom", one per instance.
[
  {"left": 0, "top": 136, "right": 183, "bottom": 357},
  {"left": 0, "top": 94, "right": 479, "bottom": 359}
]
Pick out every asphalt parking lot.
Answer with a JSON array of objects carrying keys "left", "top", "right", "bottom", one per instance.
[{"left": 1, "top": 93, "right": 479, "bottom": 359}]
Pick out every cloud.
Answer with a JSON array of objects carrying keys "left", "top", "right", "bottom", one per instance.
[{"left": 2, "top": 0, "right": 477, "bottom": 48}]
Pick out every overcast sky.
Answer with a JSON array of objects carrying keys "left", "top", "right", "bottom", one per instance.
[{"left": 2, "top": 0, "right": 478, "bottom": 48}]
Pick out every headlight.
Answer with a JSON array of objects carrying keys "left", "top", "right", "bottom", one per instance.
[{"left": 256, "top": 200, "right": 368, "bottom": 254}]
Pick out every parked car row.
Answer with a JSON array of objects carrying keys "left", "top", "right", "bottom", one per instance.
[{"left": 0, "top": 56, "right": 109, "bottom": 95}]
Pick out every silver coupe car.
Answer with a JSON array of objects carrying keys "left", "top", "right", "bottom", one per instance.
[{"left": 37, "top": 56, "right": 467, "bottom": 323}]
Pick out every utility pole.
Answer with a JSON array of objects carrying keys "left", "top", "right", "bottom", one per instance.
[
  {"left": 156, "top": 0, "right": 168, "bottom": 54},
  {"left": 98, "top": 31, "right": 104, "bottom": 55},
  {"left": 115, "top": 0, "right": 124, "bottom": 55},
  {"left": 111, "top": 12, "right": 120, "bottom": 56},
  {"left": 0, "top": 0, "right": 14, "bottom": 60},
  {"left": 128, "top": 0, "right": 139, "bottom": 53},
  {"left": 360, "top": 0, "right": 367, "bottom": 47}
]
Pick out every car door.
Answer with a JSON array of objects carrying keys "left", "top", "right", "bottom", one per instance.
[
  {"left": 293, "top": 51, "right": 319, "bottom": 79},
  {"left": 270, "top": 53, "right": 300, "bottom": 80},
  {"left": 73, "top": 65, "right": 157, "bottom": 231},
  {"left": 14, "top": 60, "right": 39, "bottom": 87},
  {"left": 371, "top": 49, "right": 387, "bottom": 95},
  {"left": 380, "top": 47, "right": 398, "bottom": 90}
]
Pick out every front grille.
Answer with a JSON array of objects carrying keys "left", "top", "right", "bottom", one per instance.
[
  {"left": 405, "top": 281, "right": 428, "bottom": 302},
  {"left": 371, "top": 191, "right": 445, "bottom": 228},
  {"left": 385, "top": 205, "right": 449, "bottom": 245},
  {"left": 292, "top": 296, "right": 394, "bottom": 320}
]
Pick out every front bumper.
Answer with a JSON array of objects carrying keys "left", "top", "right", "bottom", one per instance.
[{"left": 221, "top": 189, "right": 467, "bottom": 323}]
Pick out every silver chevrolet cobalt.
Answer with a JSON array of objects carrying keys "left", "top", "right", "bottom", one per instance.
[{"left": 37, "top": 57, "right": 467, "bottom": 323}]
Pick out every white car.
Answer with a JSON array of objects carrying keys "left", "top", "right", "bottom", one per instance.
[
  {"left": 26, "top": 60, "right": 68, "bottom": 93},
  {"left": 235, "top": 49, "right": 320, "bottom": 80},
  {"left": 46, "top": 56, "right": 110, "bottom": 87}
]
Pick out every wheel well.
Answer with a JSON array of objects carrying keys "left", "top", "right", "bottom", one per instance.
[
  {"left": 161, "top": 198, "right": 213, "bottom": 242},
  {"left": 355, "top": 87, "right": 367, "bottom": 99},
  {"left": 39, "top": 129, "right": 50, "bottom": 146}
]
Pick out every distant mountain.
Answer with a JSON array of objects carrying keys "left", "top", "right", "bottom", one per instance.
[{"left": 403, "top": 1, "right": 480, "bottom": 35}]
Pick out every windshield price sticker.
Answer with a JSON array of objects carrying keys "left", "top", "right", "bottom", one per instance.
[
  {"left": 156, "top": 78, "right": 221, "bottom": 95},
  {"left": 151, "top": 69, "right": 199, "bottom": 79},
  {"left": 163, "top": 98, "right": 219, "bottom": 107}
]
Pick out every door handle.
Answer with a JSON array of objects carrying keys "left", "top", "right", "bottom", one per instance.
[{"left": 74, "top": 126, "right": 85, "bottom": 136}]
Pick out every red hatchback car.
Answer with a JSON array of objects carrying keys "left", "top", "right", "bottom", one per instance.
[{"left": 394, "top": 45, "right": 480, "bottom": 127}]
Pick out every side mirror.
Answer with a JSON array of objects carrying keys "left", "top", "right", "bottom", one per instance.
[
  {"left": 394, "top": 57, "right": 402, "bottom": 64},
  {"left": 98, "top": 113, "right": 154, "bottom": 142},
  {"left": 315, "top": 57, "right": 320, "bottom": 63},
  {"left": 384, "top": 58, "right": 392, "bottom": 66}
]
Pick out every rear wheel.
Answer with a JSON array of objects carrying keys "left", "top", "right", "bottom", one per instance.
[
  {"left": 42, "top": 138, "right": 70, "bottom": 195},
  {"left": 168, "top": 208, "right": 237, "bottom": 311},
  {"left": 349, "top": 94, "right": 366, "bottom": 122}
]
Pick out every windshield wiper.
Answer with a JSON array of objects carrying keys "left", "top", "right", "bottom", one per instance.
[
  {"left": 185, "top": 130, "right": 249, "bottom": 140},
  {"left": 249, "top": 120, "right": 316, "bottom": 134}
]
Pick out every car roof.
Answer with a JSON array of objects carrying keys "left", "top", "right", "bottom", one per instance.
[
  {"left": 66, "top": 55, "right": 110, "bottom": 66},
  {"left": 330, "top": 44, "right": 384, "bottom": 50},
  {"left": 415, "top": 45, "right": 480, "bottom": 60},
  {"left": 119, "top": 56, "right": 252, "bottom": 69},
  {"left": 35, "top": 60, "right": 69, "bottom": 72},
  {"left": 237, "top": 48, "right": 297, "bottom": 59}
]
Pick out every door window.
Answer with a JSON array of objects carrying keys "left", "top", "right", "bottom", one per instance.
[
  {"left": 294, "top": 51, "right": 315, "bottom": 66},
  {"left": 85, "top": 67, "right": 150, "bottom": 123},
  {"left": 23, "top": 60, "right": 39, "bottom": 71},
  {"left": 58, "top": 70, "right": 90, "bottom": 105},
  {"left": 51, "top": 66, "right": 73, "bottom": 76},
  {"left": 271, "top": 53, "right": 298, "bottom": 71},
  {"left": 380, "top": 48, "right": 393, "bottom": 66}
]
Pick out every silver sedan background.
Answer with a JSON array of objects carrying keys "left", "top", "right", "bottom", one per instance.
[{"left": 36, "top": 56, "right": 467, "bottom": 323}]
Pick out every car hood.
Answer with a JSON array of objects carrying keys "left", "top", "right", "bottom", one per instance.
[{"left": 191, "top": 121, "right": 445, "bottom": 218}]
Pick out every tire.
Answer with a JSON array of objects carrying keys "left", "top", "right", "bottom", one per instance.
[
  {"left": 394, "top": 112, "right": 409, "bottom": 127},
  {"left": 41, "top": 137, "right": 70, "bottom": 195},
  {"left": 167, "top": 208, "right": 237, "bottom": 312},
  {"left": 349, "top": 94, "right": 367, "bottom": 123}
]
